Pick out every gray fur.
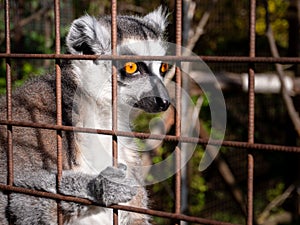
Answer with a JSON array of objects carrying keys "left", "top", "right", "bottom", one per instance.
[
  {"left": 0, "top": 7, "right": 169, "bottom": 225},
  {"left": 66, "top": 6, "right": 168, "bottom": 55},
  {"left": 9, "top": 164, "right": 137, "bottom": 225}
]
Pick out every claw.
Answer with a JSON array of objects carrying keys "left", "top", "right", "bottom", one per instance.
[
  {"left": 91, "top": 164, "right": 138, "bottom": 206},
  {"left": 118, "top": 163, "right": 127, "bottom": 171}
]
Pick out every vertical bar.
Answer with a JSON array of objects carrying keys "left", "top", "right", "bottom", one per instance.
[
  {"left": 175, "top": 0, "right": 182, "bottom": 224},
  {"left": 54, "top": 0, "right": 63, "bottom": 224},
  {"left": 111, "top": 0, "right": 118, "bottom": 224},
  {"left": 111, "top": 0, "right": 118, "bottom": 167},
  {"left": 248, "top": 0, "right": 256, "bottom": 143},
  {"left": 4, "top": 0, "right": 14, "bottom": 224},
  {"left": 5, "top": 0, "right": 13, "bottom": 188},
  {"left": 247, "top": 154, "right": 254, "bottom": 225},
  {"left": 247, "top": 0, "right": 256, "bottom": 224},
  {"left": 5, "top": 2, "right": 13, "bottom": 224}
]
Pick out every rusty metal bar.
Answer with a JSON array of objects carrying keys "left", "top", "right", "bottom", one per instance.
[
  {"left": 1, "top": 53, "right": 300, "bottom": 64},
  {"left": 5, "top": 0, "right": 13, "bottom": 188},
  {"left": 248, "top": 0, "right": 256, "bottom": 144},
  {"left": 247, "top": 0, "right": 256, "bottom": 224},
  {"left": 247, "top": 154, "right": 254, "bottom": 225},
  {"left": 111, "top": 0, "right": 118, "bottom": 224},
  {"left": 175, "top": 0, "right": 182, "bottom": 224},
  {"left": 54, "top": 0, "right": 63, "bottom": 224},
  {"left": 4, "top": 1, "right": 13, "bottom": 224},
  {"left": 0, "top": 183, "right": 240, "bottom": 225},
  {"left": 1, "top": 120, "right": 300, "bottom": 153},
  {"left": 111, "top": 0, "right": 118, "bottom": 168},
  {"left": 55, "top": 0, "right": 63, "bottom": 185}
]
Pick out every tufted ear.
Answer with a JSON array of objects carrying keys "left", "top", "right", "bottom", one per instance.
[
  {"left": 144, "top": 6, "right": 169, "bottom": 33},
  {"left": 66, "top": 15, "right": 111, "bottom": 55}
]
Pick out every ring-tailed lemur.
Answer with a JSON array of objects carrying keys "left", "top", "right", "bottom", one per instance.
[{"left": 0, "top": 7, "right": 170, "bottom": 225}]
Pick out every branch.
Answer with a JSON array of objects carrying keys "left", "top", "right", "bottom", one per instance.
[
  {"left": 265, "top": 2, "right": 300, "bottom": 136},
  {"left": 199, "top": 118, "right": 247, "bottom": 216},
  {"left": 184, "top": 0, "right": 217, "bottom": 55},
  {"left": 16, "top": 4, "right": 52, "bottom": 28},
  {"left": 262, "top": 212, "right": 292, "bottom": 225},
  {"left": 0, "top": 3, "right": 52, "bottom": 46},
  {"left": 257, "top": 185, "right": 295, "bottom": 225},
  {"left": 189, "top": 70, "right": 299, "bottom": 94}
]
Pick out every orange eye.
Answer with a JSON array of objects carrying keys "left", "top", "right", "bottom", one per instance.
[
  {"left": 124, "top": 62, "right": 138, "bottom": 74},
  {"left": 160, "top": 63, "right": 169, "bottom": 74}
]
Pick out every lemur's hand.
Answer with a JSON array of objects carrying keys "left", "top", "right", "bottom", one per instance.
[{"left": 91, "top": 163, "right": 138, "bottom": 206}]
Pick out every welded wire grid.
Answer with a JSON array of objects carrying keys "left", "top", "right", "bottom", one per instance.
[{"left": 1, "top": 0, "right": 300, "bottom": 225}]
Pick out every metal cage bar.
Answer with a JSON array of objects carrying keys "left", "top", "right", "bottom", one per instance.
[
  {"left": 0, "top": 53, "right": 300, "bottom": 64},
  {"left": 111, "top": 0, "right": 119, "bottom": 224},
  {"left": 175, "top": 1, "right": 183, "bottom": 224},
  {"left": 4, "top": 0, "right": 13, "bottom": 188},
  {"left": 0, "top": 119, "right": 299, "bottom": 153},
  {"left": 1, "top": 53, "right": 300, "bottom": 63},
  {"left": 54, "top": 0, "right": 64, "bottom": 224},
  {"left": 4, "top": 1, "right": 13, "bottom": 224},
  {"left": 247, "top": 0, "right": 256, "bottom": 224}
]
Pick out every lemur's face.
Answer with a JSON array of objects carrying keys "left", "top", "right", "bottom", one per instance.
[
  {"left": 116, "top": 60, "right": 170, "bottom": 113},
  {"left": 66, "top": 7, "right": 170, "bottom": 113},
  {"left": 116, "top": 40, "right": 170, "bottom": 113}
]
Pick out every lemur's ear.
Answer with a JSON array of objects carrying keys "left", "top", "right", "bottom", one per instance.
[
  {"left": 66, "top": 15, "right": 111, "bottom": 55},
  {"left": 144, "top": 6, "right": 169, "bottom": 33}
]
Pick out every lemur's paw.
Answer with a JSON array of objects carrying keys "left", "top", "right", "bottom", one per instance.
[{"left": 93, "top": 163, "right": 138, "bottom": 206}]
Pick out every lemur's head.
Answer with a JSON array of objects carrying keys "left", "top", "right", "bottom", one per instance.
[{"left": 66, "top": 7, "right": 170, "bottom": 113}]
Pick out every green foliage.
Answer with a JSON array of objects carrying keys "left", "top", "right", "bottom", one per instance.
[
  {"left": 199, "top": 94, "right": 211, "bottom": 124},
  {"left": 256, "top": 0, "right": 289, "bottom": 48},
  {"left": 189, "top": 145, "right": 207, "bottom": 214},
  {"left": 0, "top": 59, "right": 46, "bottom": 94},
  {"left": 133, "top": 112, "right": 161, "bottom": 133},
  {"left": 211, "top": 211, "right": 244, "bottom": 224},
  {"left": 266, "top": 182, "right": 285, "bottom": 202},
  {"left": 0, "top": 61, "right": 6, "bottom": 94}
]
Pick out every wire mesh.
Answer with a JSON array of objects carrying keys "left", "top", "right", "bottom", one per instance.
[{"left": 1, "top": 0, "right": 299, "bottom": 225}]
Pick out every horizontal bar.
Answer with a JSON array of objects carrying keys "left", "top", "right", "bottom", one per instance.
[
  {"left": 0, "top": 53, "right": 300, "bottom": 64},
  {"left": 0, "top": 184, "right": 240, "bottom": 225},
  {"left": 0, "top": 120, "right": 299, "bottom": 153}
]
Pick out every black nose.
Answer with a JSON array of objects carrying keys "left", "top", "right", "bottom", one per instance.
[
  {"left": 133, "top": 96, "right": 170, "bottom": 113},
  {"left": 155, "top": 97, "right": 170, "bottom": 111}
]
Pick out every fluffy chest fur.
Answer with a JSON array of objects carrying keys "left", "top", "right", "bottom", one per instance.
[{"left": 71, "top": 60, "right": 139, "bottom": 175}]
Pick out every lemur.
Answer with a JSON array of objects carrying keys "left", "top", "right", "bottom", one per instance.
[{"left": 0, "top": 7, "right": 170, "bottom": 225}]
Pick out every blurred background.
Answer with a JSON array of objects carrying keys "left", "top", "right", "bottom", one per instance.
[{"left": 1, "top": 0, "right": 300, "bottom": 224}]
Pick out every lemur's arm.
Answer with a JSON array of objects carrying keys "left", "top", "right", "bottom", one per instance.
[{"left": 9, "top": 164, "right": 137, "bottom": 225}]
